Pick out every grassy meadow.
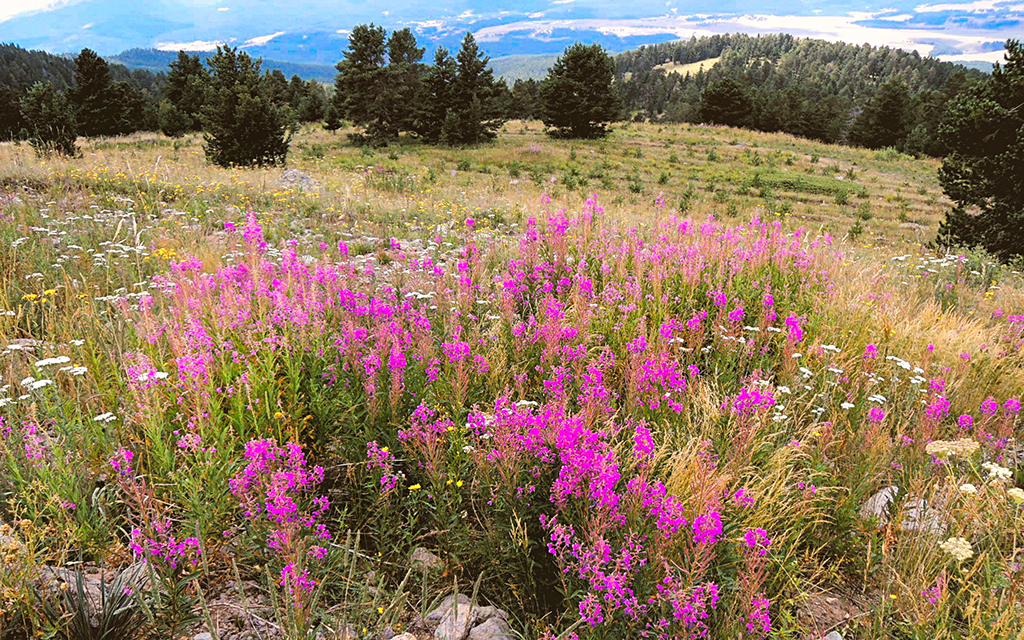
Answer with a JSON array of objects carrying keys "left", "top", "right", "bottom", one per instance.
[{"left": 0, "top": 121, "right": 1022, "bottom": 640}]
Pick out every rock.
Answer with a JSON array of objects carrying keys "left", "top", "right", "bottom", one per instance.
[
  {"left": 435, "top": 604, "right": 478, "bottom": 640},
  {"left": 859, "top": 486, "right": 899, "bottom": 520},
  {"left": 469, "top": 617, "right": 514, "bottom": 640},
  {"left": 411, "top": 547, "right": 443, "bottom": 570},
  {"left": 858, "top": 486, "right": 946, "bottom": 534},
  {"left": 822, "top": 632, "right": 844, "bottom": 640},
  {"left": 900, "top": 497, "right": 946, "bottom": 535},
  {"left": 376, "top": 627, "right": 395, "bottom": 640},
  {"left": 278, "top": 169, "right": 320, "bottom": 193},
  {"left": 425, "top": 594, "right": 471, "bottom": 622},
  {"left": 471, "top": 606, "right": 507, "bottom": 622},
  {"left": 391, "top": 635, "right": 417, "bottom": 640},
  {"left": 192, "top": 634, "right": 214, "bottom": 640}
]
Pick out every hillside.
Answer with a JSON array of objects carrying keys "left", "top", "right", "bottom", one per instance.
[
  {"left": 489, "top": 54, "right": 559, "bottom": 82},
  {"left": 0, "top": 42, "right": 164, "bottom": 92},
  {"left": 1, "top": 119, "right": 1022, "bottom": 640},
  {"left": 614, "top": 33, "right": 989, "bottom": 152},
  {"left": 108, "top": 48, "right": 338, "bottom": 83}
]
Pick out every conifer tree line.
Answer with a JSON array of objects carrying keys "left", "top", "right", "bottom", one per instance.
[
  {"left": 614, "top": 33, "right": 988, "bottom": 155},
  {"left": 0, "top": 43, "right": 327, "bottom": 162}
]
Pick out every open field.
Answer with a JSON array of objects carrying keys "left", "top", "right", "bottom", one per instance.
[
  {"left": 654, "top": 57, "right": 722, "bottom": 77},
  {"left": 0, "top": 121, "right": 1022, "bottom": 640}
]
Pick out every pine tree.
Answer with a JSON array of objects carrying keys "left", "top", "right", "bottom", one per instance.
[
  {"left": 20, "top": 82, "right": 78, "bottom": 156},
  {"left": 166, "top": 51, "right": 208, "bottom": 132},
  {"left": 428, "top": 32, "right": 506, "bottom": 145},
  {"left": 698, "top": 77, "right": 752, "bottom": 127},
  {"left": 333, "top": 23, "right": 389, "bottom": 145},
  {"left": 848, "top": 78, "right": 914, "bottom": 150},
  {"left": 539, "top": 43, "right": 621, "bottom": 138},
  {"left": 71, "top": 48, "right": 121, "bottom": 137},
  {"left": 0, "top": 86, "right": 26, "bottom": 141},
  {"left": 158, "top": 99, "right": 191, "bottom": 137},
  {"left": 201, "top": 46, "right": 290, "bottom": 167},
  {"left": 936, "top": 40, "right": 1024, "bottom": 261},
  {"left": 416, "top": 46, "right": 458, "bottom": 143},
  {"left": 383, "top": 28, "right": 425, "bottom": 135}
]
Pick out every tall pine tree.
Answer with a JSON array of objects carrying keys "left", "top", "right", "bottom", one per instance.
[
  {"left": 71, "top": 49, "right": 120, "bottom": 137},
  {"left": 333, "top": 24, "right": 389, "bottom": 145},
  {"left": 936, "top": 40, "right": 1024, "bottom": 261},
  {"left": 434, "top": 32, "right": 506, "bottom": 145},
  {"left": 165, "top": 51, "right": 208, "bottom": 132}
]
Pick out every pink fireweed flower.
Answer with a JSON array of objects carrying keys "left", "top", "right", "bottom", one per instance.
[
  {"left": 864, "top": 343, "right": 878, "bottom": 360},
  {"left": 784, "top": 315, "right": 804, "bottom": 342},
  {"left": 868, "top": 407, "right": 885, "bottom": 424},
  {"left": 242, "top": 211, "right": 266, "bottom": 249},
  {"left": 743, "top": 528, "right": 772, "bottom": 556},
  {"left": 746, "top": 595, "right": 771, "bottom": 637},
  {"left": 958, "top": 414, "right": 973, "bottom": 430},
  {"left": 110, "top": 447, "right": 134, "bottom": 477},
  {"left": 728, "top": 306, "right": 745, "bottom": 324},
  {"left": 691, "top": 511, "right": 723, "bottom": 546},
  {"left": 632, "top": 423, "right": 655, "bottom": 465},
  {"left": 129, "top": 520, "right": 201, "bottom": 570},
  {"left": 732, "top": 488, "right": 754, "bottom": 507}
]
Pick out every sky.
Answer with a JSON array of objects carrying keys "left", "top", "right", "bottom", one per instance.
[{"left": 0, "top": 0, "right": 1019, "bottom": 63}]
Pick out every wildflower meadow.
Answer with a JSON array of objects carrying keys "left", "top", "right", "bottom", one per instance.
[{"left": 0, "top": 122, "right": 1022, "bottom": 639}]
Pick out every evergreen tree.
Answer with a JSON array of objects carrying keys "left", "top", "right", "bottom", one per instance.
[
  {"left": 698, "top": 76, "right": 751, "bottom": 127},
  {"left": 383, "top": 28, "right": 426, "bottom": 135},
  {"left": 158, "top": 99, "right": 191, "bottom": 137},
  {"left": 508, "top": 79, "right": 540, "bottom": 120},
  {"left": 847, "top": 78, "right": 914, "bottom": 149},
  {"left": 296, "top": 82, "right": 327, "bottom": 123},
  {"left": 936, "top": 40, "right": 1024, "bottom": 261},
  {"left": 201, "top": 46, "right": 290, "bottom": 167},
  {"left": 0, "top": 86, "right": 26, "bottom": 141},
  {"left": 166, "top": 51, "right": 208, "bottom": 132},
  {"left": 539, "top": 43, "right": 621, "bottom": 138},
  {"left": 333, "top": 23, "right": 390, "bottom": 145},
  {"left": 433, "top": 32, "right": 506, "bottom": 145},
  {"left": 20, "top": 82, "right": 78, "bottom": 156},
  {"left": 71, "top": 48, "right": 121, "bottom": 136},
  {"left": 416, "top": 46, "right": 458, "bottom": 143}
]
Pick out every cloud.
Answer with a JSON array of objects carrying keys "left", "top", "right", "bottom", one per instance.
[
  {"left": 0, "top": 0, "right": 75, "bottom": 23},
  {"left": 81, "top": 22, "right": 92, "bottom": 29},
  {"left": 243, "top": 31, "right": 287, "bottom": 47},
  {"left": 156, "top": 40, "right": 224, "bottom": 51},
  {"left": 914, "top": 1, "right": 1006, "bottom": 12},
  {"left": 876, "top": 13, "right": 915, "bottom": 21},
  {"left": 937, "top": 48, "right": 1007, "bottom": 62},
  {"left": 217, "top": 6, "right": 230, "bottom": 11}
]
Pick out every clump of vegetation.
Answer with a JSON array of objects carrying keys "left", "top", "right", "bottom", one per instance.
[{"left": 202, "top": 46, "right": 291, "bottom": 167}]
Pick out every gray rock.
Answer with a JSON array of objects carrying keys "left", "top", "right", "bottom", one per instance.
[
  {"left": 411, "top": 547, "right": 443, "bottom": 570},
  {"left": 426, "top": 594, "right": 471, "bottom": 622},
  {"left": 391, "top": 635, "right": 417, "bottom": 640},
  {"left": 191, "top": 634, "right": 214, "bottom": 640},
  {"left": 469, "top": 617, "right": 514, "bottom": 640},
  {"left": 822, "top": 632, "right": 844, "bottom": 640},
  {"left": 278, "top": 169, "right": 320, "bottom": 193},
  {"left": 859, "top": 486, "right": 899, "bottom": 521},
  {"left": 435, "top": 604, "right": 478, "bottom": 640},
  {"left": 472, "top": 606, "right": 507, "bottom": 622},
  {"left": 858, "top": 486, "right": 945, "bottom": 534}
]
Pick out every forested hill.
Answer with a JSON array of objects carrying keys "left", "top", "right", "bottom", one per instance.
[
  {"left": 615, "top": 33, "right": 988, "bottom": 150},
  {"left": 0, "top": 43, "right": 165, "bottom": 93}
]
